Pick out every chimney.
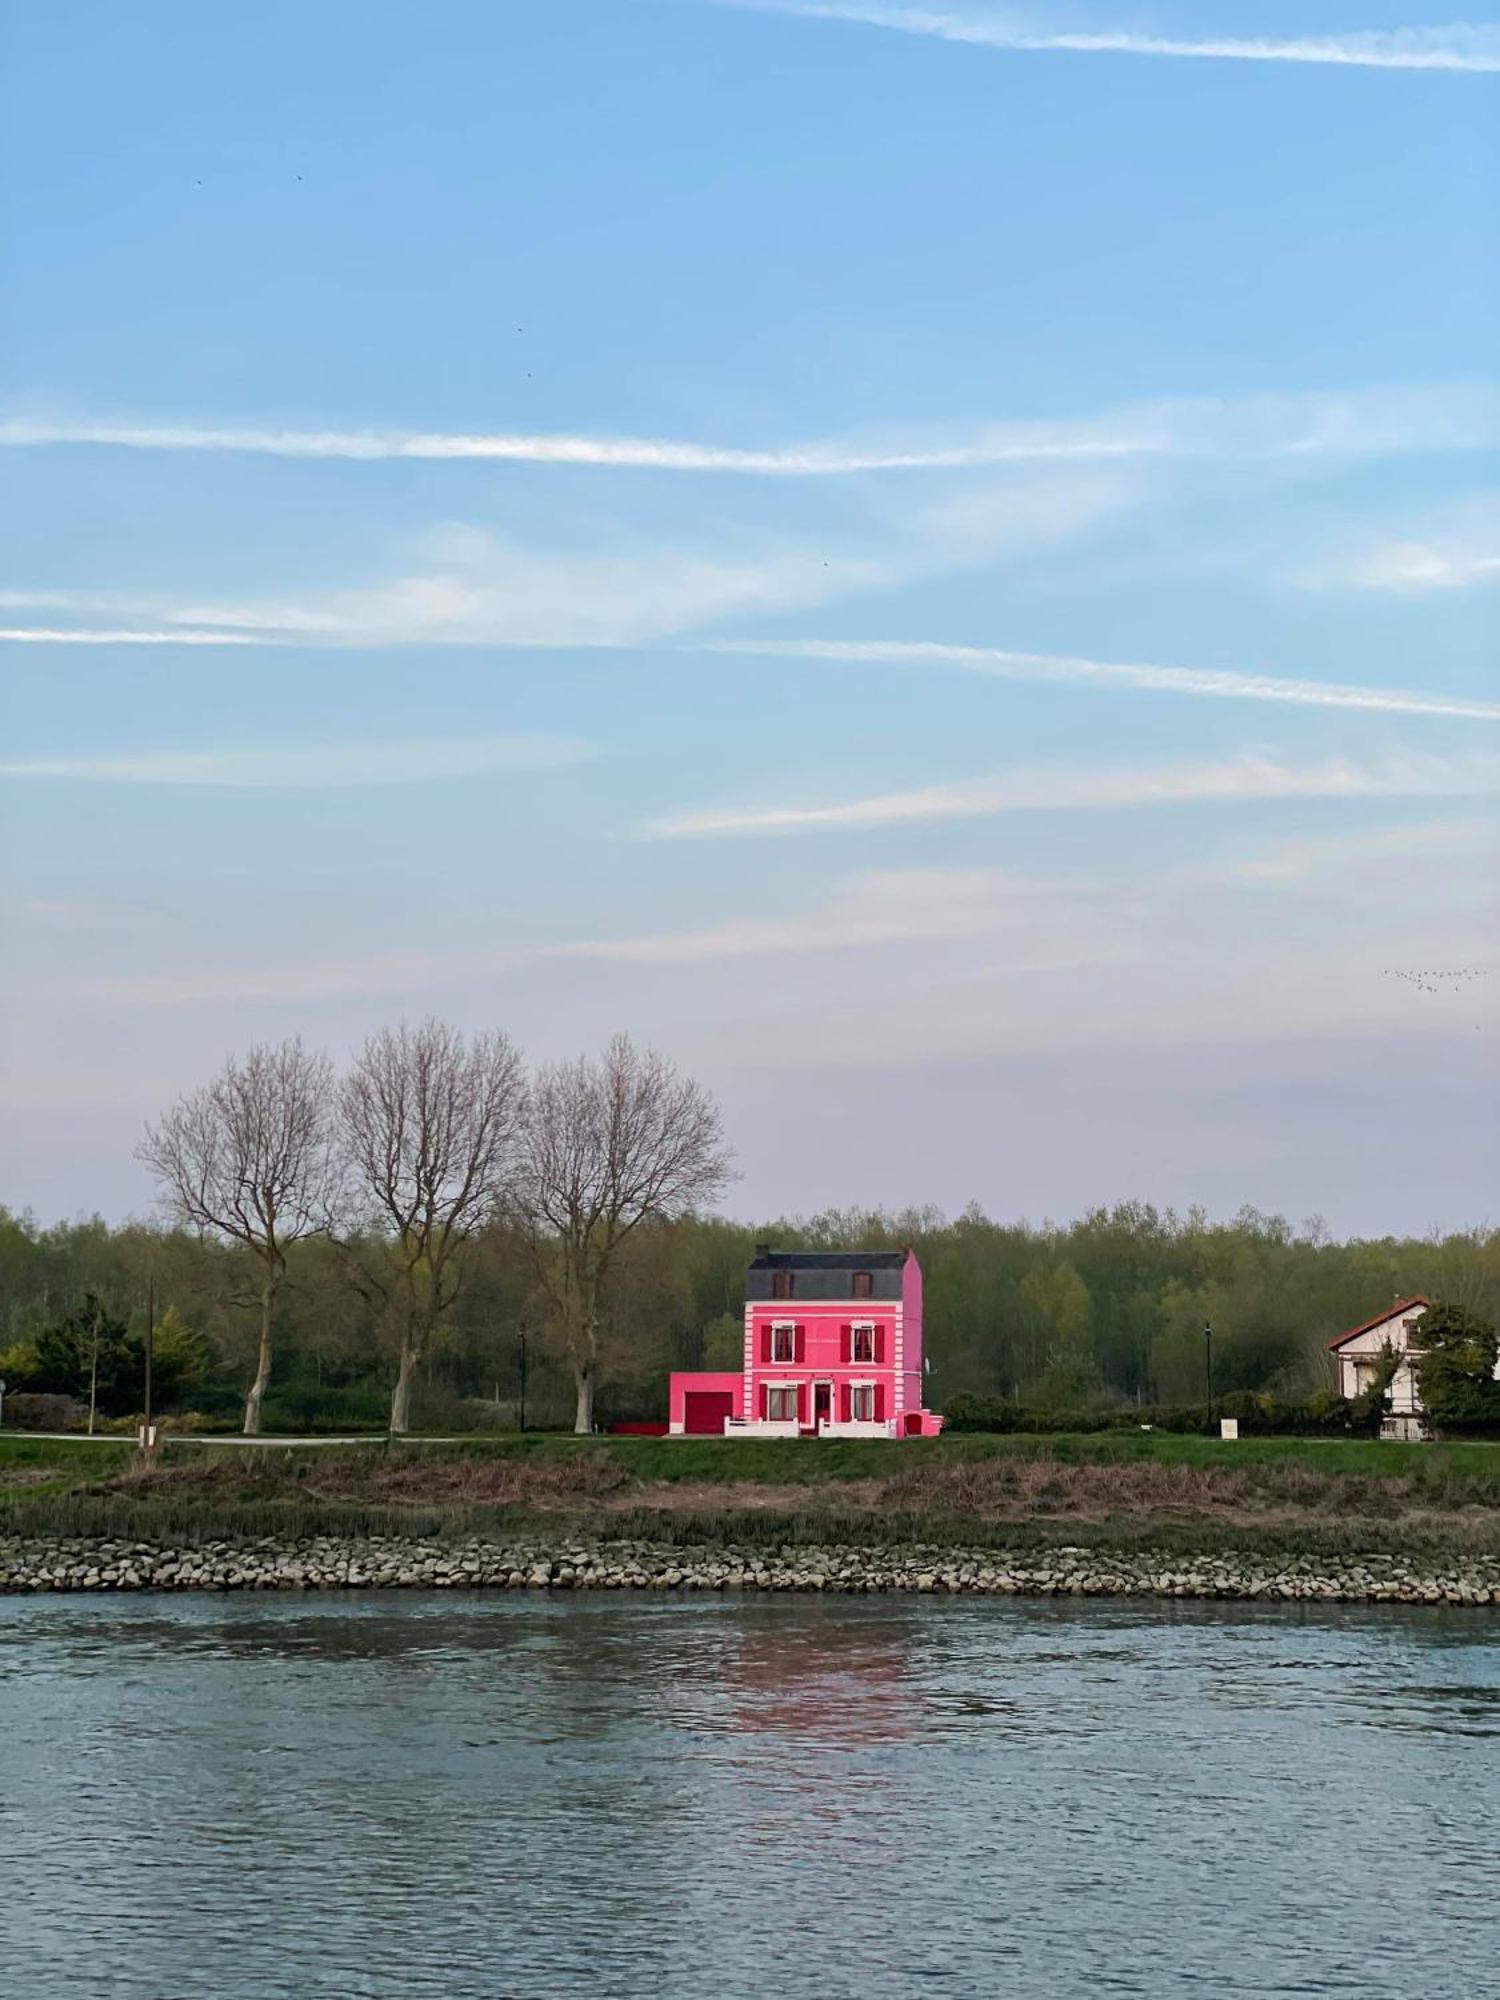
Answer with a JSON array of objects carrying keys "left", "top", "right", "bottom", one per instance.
[{"left": 755, "top": 1242, "right": 772, "bottom": 1259}]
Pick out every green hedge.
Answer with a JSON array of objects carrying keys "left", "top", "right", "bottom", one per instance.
[{"left": 942, "top": 1389, "right": 1373, "bottom": 1438}]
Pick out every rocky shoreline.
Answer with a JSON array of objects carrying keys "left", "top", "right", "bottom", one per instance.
[{"left": 3, "top": 1534, "right": 1500, "bottom": 1604}]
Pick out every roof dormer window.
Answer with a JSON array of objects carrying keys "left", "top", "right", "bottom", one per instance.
[
  {"left": 851, "top": 1271, "right": 873, "bottom": 1299},
  {"left": 772, "top": 1269, "right": 794, "bottom": 1300}
]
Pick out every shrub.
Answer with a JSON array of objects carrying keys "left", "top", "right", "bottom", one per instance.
[
  {"left": 941, "top": 1390, "right": 1365, "bottom": 1438},
  {"left": 1411, "top": 1302, "right": 1500, "bottom": 1437},
  {"left": 259, "top": 1383, "right": 392, "bottom": 1434},
  {"left": 2, "top": 1391, "right": 87, "bottom": 1432}
]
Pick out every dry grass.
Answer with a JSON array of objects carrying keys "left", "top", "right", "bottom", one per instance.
[
  {"left": 111, "top": 1446, "right": 634, "bottom": 1511},
  {"left": 9, "top": 1432, "right": 1500, "bottom": 1556}
]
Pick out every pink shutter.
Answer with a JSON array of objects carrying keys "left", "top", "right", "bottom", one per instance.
[
  {"left": 875, "top": 1384, "right": 886, "bottom": 1424},
  {"left": 759, "top": 1323, "right": 771, "bottom": 1365},
  {"left": 794, "top": 1323, "right": 805, "bottom": 1363},
  {"left": 874, "top": 1324, "right": 886, "bottom": 1365},
  {"left": 797, "top": 1383, "right": 808, "bottom": 1424},
  {"left": 841, "top": 1323, "right": 852, "bottom": 1364},
  {"left": 760, "top": 1382, "right": 770, "bottom": 1420},
  {"left": 840, "top": 1383, "right": 851, "bottom": 1423}
]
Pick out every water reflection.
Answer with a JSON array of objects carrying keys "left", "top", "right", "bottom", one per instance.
[{"left": 1, "top": 1595, "right": 1497, "bottom": 2000}]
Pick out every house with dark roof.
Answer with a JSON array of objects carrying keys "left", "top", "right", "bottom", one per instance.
[
  {"left": 1328, "top": 1297, "right": 1432, "bottom": 1439},
  {"left": 668, "top": 1245, "right": 943, "bottom": 1438}
]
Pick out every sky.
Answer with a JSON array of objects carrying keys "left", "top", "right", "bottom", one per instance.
[{"left": 1, "top": 0, "right": 1497, "bottom": 1236}]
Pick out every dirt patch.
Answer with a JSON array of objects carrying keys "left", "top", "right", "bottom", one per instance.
[{"left": 0, "top": 1467, "right": 66, "bottom": 1492}]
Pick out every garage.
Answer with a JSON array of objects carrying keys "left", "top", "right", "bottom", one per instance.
[{"left": 681, "top": 1389, "right": 735, "bottom": 1436}]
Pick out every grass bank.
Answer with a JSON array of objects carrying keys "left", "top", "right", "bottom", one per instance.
[{"left": 4, "top": 1430, "right": 1499, "bottom": 1560}]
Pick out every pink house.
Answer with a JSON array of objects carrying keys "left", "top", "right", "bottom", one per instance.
[{"left": 668, "top": 1246, "right": 944, "bottom": 1439}]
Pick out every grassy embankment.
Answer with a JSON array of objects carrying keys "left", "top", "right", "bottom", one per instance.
[{"left": 4, "top": 1430, "right": 1500, "bottom": 1559}]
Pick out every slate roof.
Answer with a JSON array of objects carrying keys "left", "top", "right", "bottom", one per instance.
[{"left": 746, "top": 1248, "right": 907, "bottom": 1302}]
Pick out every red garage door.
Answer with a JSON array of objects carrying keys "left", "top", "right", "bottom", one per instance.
[{"left": 682, "top": 1390, "right": 735, "bottom": 1436}]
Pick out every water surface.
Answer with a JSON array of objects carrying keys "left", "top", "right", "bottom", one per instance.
[{"left": 2, "top": 1594, "right": 1497, "bottom": 1998}]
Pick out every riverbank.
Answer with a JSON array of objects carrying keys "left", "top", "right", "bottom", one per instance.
[
  {"left": 6, "top": 1434, "right": 1500, "bottom": 1589},
  {"left": 4, "top": 1532, "right": 1499, "bottom": 1602}
]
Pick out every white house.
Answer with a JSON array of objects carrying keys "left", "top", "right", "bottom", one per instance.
[{"left": 1329, "top": 1296, "right": 1433, "bottom": 1440}]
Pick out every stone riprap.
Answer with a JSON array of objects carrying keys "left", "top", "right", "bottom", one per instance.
[{"left": 2, "top": 1536, "right": 1499, "bottom": 1603}]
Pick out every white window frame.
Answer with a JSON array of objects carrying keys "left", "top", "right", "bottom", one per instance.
[
  {"left": 849, "top": 1382, "right": 876, "bottom": 1423},
  {"left": 765, "top": 1383, "right": 799, "bottom": 1423},
  {"left": 771, "top": 1320, "right": 797, "bottom": 1364},
  {"left": 850, "top": 1319, "right": 876, "bottom": 1364}
]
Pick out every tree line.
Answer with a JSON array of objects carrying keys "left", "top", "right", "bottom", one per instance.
[
  {"left": 38, "top": 1024, "right": 729, "bottom": 1436},
  {"left": 0, "top": 1026, "right": 1494, "bottom": 1435}
]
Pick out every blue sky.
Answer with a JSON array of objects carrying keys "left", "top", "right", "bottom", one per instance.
[{"left": 1, "top": 0, "right": 1496, "bottom": 1232}]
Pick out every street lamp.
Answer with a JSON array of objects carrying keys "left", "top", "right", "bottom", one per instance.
[{"left": 1203, "top": 1320, "right": 1214, "bottom": 1420}]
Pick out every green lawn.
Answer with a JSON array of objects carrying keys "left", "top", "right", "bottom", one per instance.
[
  {"left": 6, "top": 1427, "right": 1500, "bottom": 1528},
  {"left": 6, "top": 1426, "right": 1500, "bottom": 1482}
]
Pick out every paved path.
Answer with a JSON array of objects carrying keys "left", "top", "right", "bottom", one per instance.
[{"left": 3, "top": 1431, "right": 476, "bottom": 1448}]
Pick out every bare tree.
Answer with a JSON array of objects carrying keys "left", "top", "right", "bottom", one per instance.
[
  {"left": 137, "top": 1040, "right": 338, "bottom": 1434},
  {"left": 341, "top": 1020, "right": 525, "bottom": 1435},
  {"left": 517, "top": 1034, "right": 733, "bottom": 1433}
]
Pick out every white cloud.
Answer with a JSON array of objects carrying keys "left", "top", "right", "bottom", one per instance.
[
  {"left": 1297, "top": 499, "right": 1500, "bottom": 593},
  {"left": 645, "top": 750, "right": 1500, "bottom": 838},
  {"left": 719, "top": 4, "right": 1500, "bottom": 72},
  {"left": 0, "top": 469, "right": 1128, "bottom": 650},
  {"left": 171, "top": 535, "right": 891, "bottom": 648},
  {"left": 3, "top": 383, "right": 1496, "bottom": 477},
  {"left": 1354, "top": 547, "right": 1500, "bottom": 590},
  {"left": 0, "top": 735, "right": 593, "bottom": 788},
  {"left": 87, "top": 865, "right": 1043, "bottom": 1004},
  {"left": 703, "top": 635, "right": 1500, "bottom": 722},
  {"left": 550, "top": 866, "right": 1037, "bottom": 961},
  {"left": 0, "top": 543, "right": 887, "bottom": 650},
  {"left": 1205, "top": 816, "right": 1496, "bottom": 884}
]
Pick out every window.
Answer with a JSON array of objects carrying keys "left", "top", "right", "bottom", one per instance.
[
  {"left": 771, "top": 1322, "right": 797, "bottom": 1363},
  {"left": 766, "top": 1386, "right": 798, "bottom": 1422},
  {"left": 851, "top": 1271, "right": 873, "bottom": 1299},
  {"left": 772, "top": 1269, "right": 794, "bottom": 1300},
  {"left": 851, "top": 1322, "right": 876, "bottom": 1363},
  {"left": 850, "top": 1385, "right": 875, "bottom": 1422}
]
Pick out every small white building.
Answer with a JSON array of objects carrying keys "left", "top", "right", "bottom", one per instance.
[{"left": 1329, "top": 1297, "right": 1432, "bottom": 1440}]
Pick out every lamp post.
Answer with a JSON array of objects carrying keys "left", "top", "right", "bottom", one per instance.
[
  {"left": 1203, "top": 1320, "right": 1214, "bottom": 1422},
  {"left": 143, "top": 1273, "right": 155, "bottom": 1451},
  {"left": 517, "top": 1325, "right": 528, "bottom": 1435}
]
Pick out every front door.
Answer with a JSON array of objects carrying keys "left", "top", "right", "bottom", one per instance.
[{"left": 813, "top": 1381, "right": 832, "bottom": 1432}]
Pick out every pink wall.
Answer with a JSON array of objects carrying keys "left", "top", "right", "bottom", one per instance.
[
  {"left": 746, "top": 1297, "right": 909, "bottom": 1424},
  {"left": 668, "top": 1372, "right": 743, "bottom": 1431}
]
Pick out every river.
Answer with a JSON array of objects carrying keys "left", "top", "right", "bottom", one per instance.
[{"left": 2, "top": 1594, "right": 1496, "bottom": 1997}]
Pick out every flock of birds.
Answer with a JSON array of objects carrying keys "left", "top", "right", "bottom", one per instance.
[
  {"left": 1382, "top": 967, "right": 1490, "bottom": 997},
  {"left": 1381, "top": 967, "right": 1492, "bottom": 1032}
]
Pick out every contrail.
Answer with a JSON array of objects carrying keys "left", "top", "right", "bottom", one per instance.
[
  {"left": 3, "top": 383, "right": 1496, "bottom": 475},
  {"left": 704, "top": 636, "right": 1500, "bottom": 722},
  {"left": 0, "top": 626, "right": 278, "bottom": 646},
  {"left": 718, "top": 4, "right": 1500, "bottom": 73},
  {"left": 0, "top": 415, "right": 1136, "bottom": 475}
]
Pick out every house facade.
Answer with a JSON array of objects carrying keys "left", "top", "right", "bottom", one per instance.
[
  {"left": 668, "top": 1246, "right": 944, "bottom": 1439},
  {"left": 1328, "top": 1296, "right": 1432, "bottom": 1440}
]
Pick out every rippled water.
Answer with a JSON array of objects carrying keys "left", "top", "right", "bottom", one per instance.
[{"left": 2, "top": 1594, "right": 1497, "bottom": 1998}]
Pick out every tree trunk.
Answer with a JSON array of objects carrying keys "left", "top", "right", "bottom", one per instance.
[
  {"left": 87, "top": 1342, "right": 98, "bottom": 1437},
  {"left": 573, "top": 1368, "right": 594, "bottom": 1435},
  {"left": 390, "top": 1337, "right": 419, "bottom": 1436},
  {"left": 243, "top": 1274, "right": 275, "bottom": 1435}
]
